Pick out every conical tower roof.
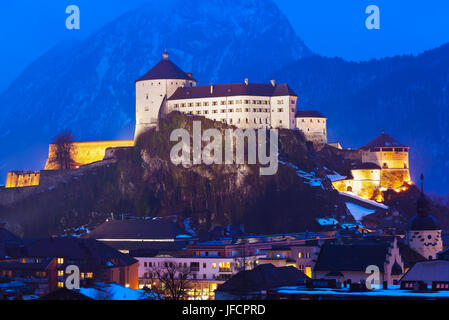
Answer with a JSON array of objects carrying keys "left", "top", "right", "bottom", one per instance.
[
  {"left": 361, "top": 131, "right": 407, "bottom": 150},
  {"left": 135, "top": 50, "right": 196, "bottom": 82}
]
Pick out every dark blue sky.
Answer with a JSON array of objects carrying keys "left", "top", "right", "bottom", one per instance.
[{"left": 1, "top": 0, "right": 449, "bottom": 92}]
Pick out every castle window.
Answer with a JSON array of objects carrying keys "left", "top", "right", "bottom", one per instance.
[
  {"left": 278, "top": 108, "right": 284, "bottom": 112},
  {"left": 244, "top": 100, "right": 250, "bottom": 104},
  {"left": 246, "top": 119, "right": 249, "bottom": 124},
  {"left": 212, "top": 101, "right": 218, "bottom": 106},
  {"left": 204, "top": 102, "right": 209, "bottom": 106},
  {"left": 383, "top": 163, "right": 388, "bottom": 169}
]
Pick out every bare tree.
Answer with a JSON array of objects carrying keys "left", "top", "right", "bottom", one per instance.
[
  {"left": 147, "top": 261, "right": 193, "bottom": 300},
  {"left": 49, "top": 130, "right": 76, "bottom": 170}
]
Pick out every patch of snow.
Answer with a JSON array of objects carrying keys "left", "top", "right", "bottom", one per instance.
[
  {"left": 345, "top": 202, "right": 376, "bottom": 221},
  {"left": 279, "top": 160, "right": 324, "bottom": 188},
  {"left": 327, "top": 172, "right": 347, "bottom": 182},
  {"left": 79, "top": 282, "right": 157, "bottom": 300}
]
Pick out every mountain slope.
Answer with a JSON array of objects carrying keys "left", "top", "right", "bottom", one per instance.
[
  {"left": 0, "top": 0, "right": 310, "bottom": 181},
  {"left": 272, "top": 44, "right": 449, "bottom": 194}
]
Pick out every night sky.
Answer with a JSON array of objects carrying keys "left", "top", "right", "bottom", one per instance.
[{"left": 1, "top": 0, "right": 449, "bottom": 92}]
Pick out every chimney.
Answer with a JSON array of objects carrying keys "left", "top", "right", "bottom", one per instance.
[
  {"left": 210, "top": 85, "right": 214, "bottom": 94},
  {"left": 270, "top": 80, "right": 276, "bottom": 87},
  {"left": 186, "top": 72, "right": 193, "bottom": 79},
  {"left": 244, "top": 78, "right": 249, "bottom": 85}
]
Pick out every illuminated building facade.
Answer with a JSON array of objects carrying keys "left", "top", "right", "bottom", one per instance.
[
  {"left": 332, "top": 131, "right": 412, "bottom": 201},
  {"left": 134, "top": 51, "right": 298, "bottom": 139}
]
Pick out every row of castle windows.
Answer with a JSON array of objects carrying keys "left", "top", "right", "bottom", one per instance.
[
  {"left": 180, "top": 111, "right": 275, "bottom": 125},
  {"left": 173, "top": 100, "right": 270, "bottom": 107},
  {"left": 169, "top": 99, "right": 296, "bottom": 107},
  {"left": 174, "top": 107, "right": 289, "bottom": 114},
  {"left": 300, "top": 118, "right": 326, "bottom": 124}
]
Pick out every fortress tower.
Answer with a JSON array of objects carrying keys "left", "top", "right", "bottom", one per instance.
[
  {"left": 360, "top": 131, "right": 411, "bottom": 189},
  {"left": 295, "top": 110, "right": 327, "bottom": 145},
  {"left": 134, "top": 50, "right": 197, "bottom": 139}
]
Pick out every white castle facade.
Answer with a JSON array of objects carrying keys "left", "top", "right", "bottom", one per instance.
[{"left": 134, "top": 50, "right": 320, "bottom": 140}]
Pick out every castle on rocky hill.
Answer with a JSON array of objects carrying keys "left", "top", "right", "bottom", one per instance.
[{"left": 2, "top": 51, "right": 412, "bottom": 202}]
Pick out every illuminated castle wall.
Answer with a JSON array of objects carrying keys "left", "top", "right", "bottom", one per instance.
[
  {"left": 332, "top": 132, "right": 412, "bottom": 201},
  {"left": 5, "top": 171, "right": 40, "bottom": 188},
  {"left": 44, "top": 140, "right": 134, "bottom": 170}
]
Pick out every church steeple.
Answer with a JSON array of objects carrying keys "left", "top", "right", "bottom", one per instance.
[{"left": 416, "top": 174, "right": 430, "bottom": 217}]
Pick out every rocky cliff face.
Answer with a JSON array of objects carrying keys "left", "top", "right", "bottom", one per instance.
[{"left": 0, "top": 114, "right": 351, "bottom": 237}]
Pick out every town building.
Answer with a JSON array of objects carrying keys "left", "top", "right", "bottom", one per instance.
[
  {"left": 134, "top": 251, "right": 261, "bottom": 300},
  {"left": 313, "top": 237, "right": 405, "bottom": 286},
  {"left": 400, "top": 260, "right": 449, "bottom": 288},
  {"left": 215, "top": 263, "right": 307, "bottom": 300},
  {"left": 83, "top": 219, "right": 195, "bottom": 254},
  {"left": 0, "top": 231, "right": 140, "bottom": 296}
]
